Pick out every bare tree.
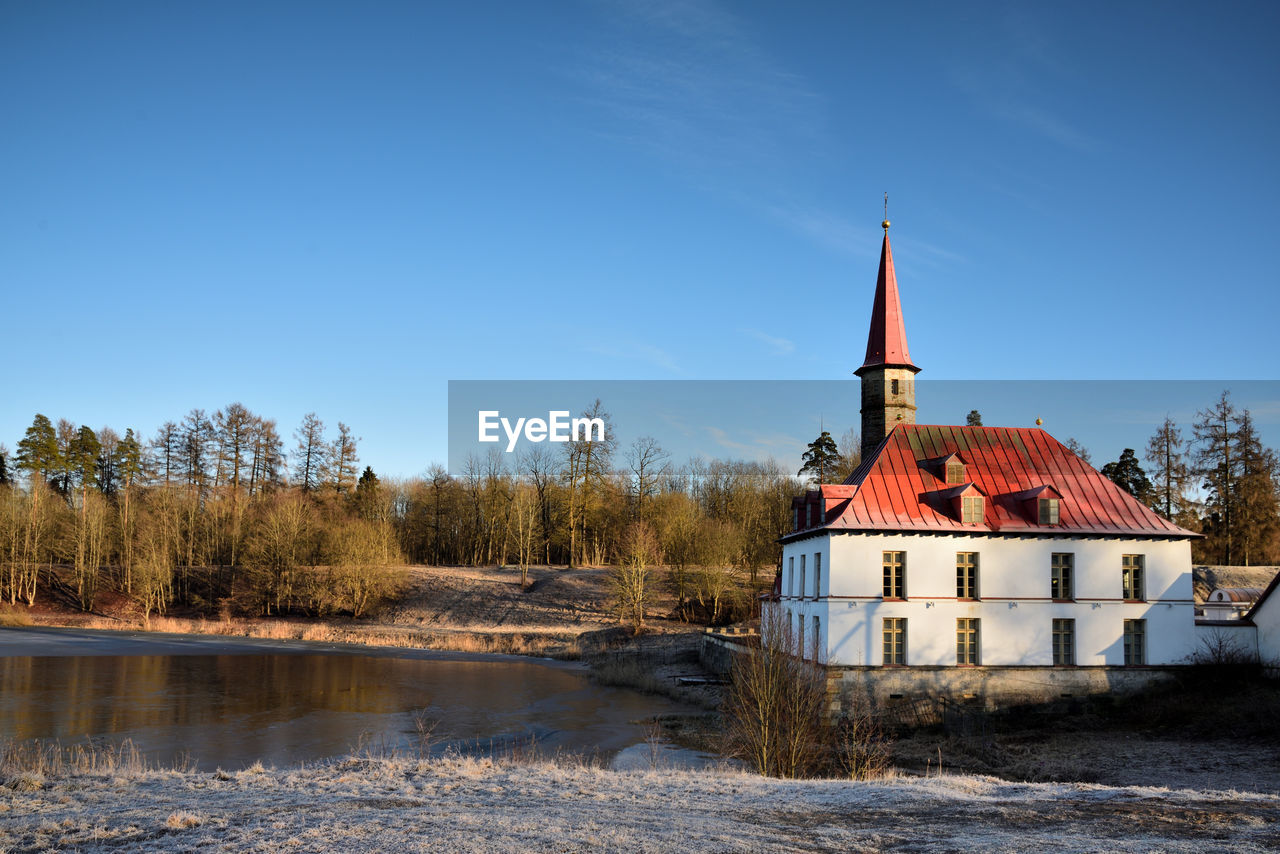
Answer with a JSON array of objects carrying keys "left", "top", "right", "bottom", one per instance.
[
  {"left": 562, "top": 400, "right": 615, "bottom": 567},
  {"left": 329, "top": 422, "right": 360, "bottom": 493},
  {"left": 1146, "top": 416, "right": 1193, "bottom": 523},
  {"left": 292, "top": 413, "right": 329, "bottom": 493},
  {"left": 612, "top": 520, "right": 658, "bottom": 633},
  {"left": 150, "top": 421, "right": 179, "bottom": 485},
  {"left": 625, "top": 436, "right": 671, "bottom": 522}
]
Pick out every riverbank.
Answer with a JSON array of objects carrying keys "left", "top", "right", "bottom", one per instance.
[
  {"left": 2, "top": 564, "right": 695, "bottom": 659},
  {"left": 3, "top": 752, "right": 1278, "bottom": 853}
]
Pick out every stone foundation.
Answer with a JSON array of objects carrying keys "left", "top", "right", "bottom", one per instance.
[
  {"left": 699, "top": 630, "right": 756, "bottom": 675},
  {"left": 826, "top": 665, "right": 1182, "bottom": 714}
]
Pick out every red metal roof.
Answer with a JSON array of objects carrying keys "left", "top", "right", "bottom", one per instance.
[
  {"left": 857, "top": 230, "right": 918, "bottom": 374},
  {"left": 789, "top": 425, "right": 1195, "bottom": 539}
]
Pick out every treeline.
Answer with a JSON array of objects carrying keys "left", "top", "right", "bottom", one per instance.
[
  {"left": 0, "top": 402, "right": 799, "bottom": 624},
  {"left": 0, "top": 406, "right": 395, "bottom": 621},
  {"left": 1097, "top": 390, "right": 1280, "bottom": 565}
]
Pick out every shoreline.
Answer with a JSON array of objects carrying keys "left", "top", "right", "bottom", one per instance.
[{"left": 0, "top": 624, "right": 588, "bottom": 667}]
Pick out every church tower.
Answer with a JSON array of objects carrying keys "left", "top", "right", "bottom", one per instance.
[{"left": 854, "top": 216, "right": 920, "bottom": 462}]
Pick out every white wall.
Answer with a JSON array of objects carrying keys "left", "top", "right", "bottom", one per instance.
[
  {"left": 779, "top": 533, "right": 1195, "bottom": 667},
  {"left": 1253, "top": 589, "right": 1280, "bottom": 668}
]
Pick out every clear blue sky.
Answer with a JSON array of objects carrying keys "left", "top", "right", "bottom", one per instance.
[{"left": 3, "top": 1, "right": 1277, "bottom": 477}]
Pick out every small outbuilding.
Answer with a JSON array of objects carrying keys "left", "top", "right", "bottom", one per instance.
[{"left": 1201, "top": 587, "right": 1264, "bottom": 621}]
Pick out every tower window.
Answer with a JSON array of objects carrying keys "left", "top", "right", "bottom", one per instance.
[{"left": 890, "top": 378, "right": 900, "bottom": 396}]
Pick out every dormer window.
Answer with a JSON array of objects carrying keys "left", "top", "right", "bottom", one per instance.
[
  {"left": 807, "top": 503, "right": 815, "bottom": 528},
  {"left": 1038, "top": 498, "right": 1060, "bottom": 525},
  {"left": 793, "top": 507, "right": 800, "bottom": 531},
  {"left": 961, "top": 495, "right": 984, "bottom": 525},
  {"left": 946, "top": 461, "right": 966, "bottom": 484}
]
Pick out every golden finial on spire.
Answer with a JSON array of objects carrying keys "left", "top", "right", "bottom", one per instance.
[{"left": 882, "top": 192, "right": 890, "bottom": 231}]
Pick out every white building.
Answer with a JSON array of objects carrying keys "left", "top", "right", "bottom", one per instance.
[
  {"left": 770, "top": 218, "right": 1198, "bottom": 703},
  {"left": 1200, "top": 587, "right": 1263, "bottom": 621}
]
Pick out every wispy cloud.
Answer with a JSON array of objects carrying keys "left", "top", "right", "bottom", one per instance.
[
  {"left": 571, "top": 0, "right": 848, "bottom": 253},
  {"left": 585, "top": 339, "right": 682, "bottom": 373},
  {"left": 574, "top": 0, "right": 825, "bottom": 175},
  {"left": 948, "top": 9, "right": 1099, "bottom": 153},
  {"left": 705, "top": 424, "right": 806, "bottom": 463},
  {"left": 742, "top": 328, "right": 794, "bottom": 356},
  {"left": 761, "top": 205, "right": 881, "bottom": 258}
]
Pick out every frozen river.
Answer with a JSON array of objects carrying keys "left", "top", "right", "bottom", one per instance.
[{"left": 0, "top": 627, "right": 708, "bottom": 770}]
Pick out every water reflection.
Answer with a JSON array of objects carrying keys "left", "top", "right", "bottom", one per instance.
[{"left": 0, "top": 654, "right": 696, "bottom": 770}]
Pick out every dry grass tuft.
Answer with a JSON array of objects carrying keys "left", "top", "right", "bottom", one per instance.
[
  {"left": 0, "top": 603, "right": 32, "bottom": 627},
  {"left": 588, "top": 657, "right": 666, "bottom": 695},
  {"left": 165, "top": 811, "right": 204, "bottom": 829},
  {"left": 1, "top": 738, "right": 162, "bottom": 786}
]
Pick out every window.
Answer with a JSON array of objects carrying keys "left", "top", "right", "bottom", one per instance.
[
  {"left": 798, "top": 617, "right": 805, "bottom": 659},
  {"left": 961, "top": 495, "right": 983, "bottom": 524},
  {"left": 799, "top": 555, "right": 806, "bottom": 600},
  {"left": 883, "top": 551, "right": 905, "bottom": 598},
  {"left": 890, "top": 378, "right": 900, "bottom": 396},
  {"left": 956, "top": 618, "right": 979, "bottom": 665},
  {"left": 787, "top": 556, "right": 794, "bottom": 597},
  {"left": 806, "top": 504, "right": 813, "bottom": 528},
  {"left": 813, "top": 553, "right": 822, "bottom": 599},
  {"left": 1052, "top": 619, "right": 1075, "bottom": 666},
  {"left": 956, "top": 552, "right": 978, "bottom": 599},
  {"left": 1122, "top": 554, "right": 1145, "bottom": 600},
  {"left": 882, "top": 618, "right": 906, "bottom": 665},
  {"left": 946, "top": 461, "right": 965, "bottom": 484},
  {"left": 1051, "top": 553, "right": 1074, "bottom": 600},
  {"left": 793, "top": 507, "right": 799, "bottom": 531},
  {"left": 1038, "top": 498, "right": 1060, "bottom": 525},
  {"left": 1123, "top": 619, "right": 1146, "bottom": 665},
  {"left": 812, "top": 616, "right": 821, "bottom": 661}
]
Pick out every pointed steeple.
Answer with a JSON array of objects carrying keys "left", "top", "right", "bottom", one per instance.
[
  {"left": 854, "top": 212, "right": 921, "bottom": 463},
  {"left": 856, "top": 221, "right": 918, "bottom": 374}
]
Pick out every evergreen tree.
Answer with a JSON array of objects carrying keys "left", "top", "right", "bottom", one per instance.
[
  {"left": 69, "top": 425, "right": 101, "bottom": 498},
  {"left": 1232, "top": 411, "right": 1280, "bottom": 565},
  {"left": 354, "top": 466, "right": 382, "bottom": 521},
  {"left": 798, "top": 431, "right": 841, "bottom": 485},
  {"left": 0, "top": 443, "right": 10, "bottom": 486},
  {"left": 1101, "top": 448, "right": 1153, "bottom": 504},
  {"left": 15, "top": 414, "right": 61, "bottom": 488},
  {"left": 115, "top": 428, "right": 145, "bottom": 488},
  {"left": 966, "top": 410, "right": 983, "bottom": 427}
]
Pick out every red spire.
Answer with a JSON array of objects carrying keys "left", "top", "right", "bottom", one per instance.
[{"left": 857, "top": 226, "right": 919, "bottom": 373}]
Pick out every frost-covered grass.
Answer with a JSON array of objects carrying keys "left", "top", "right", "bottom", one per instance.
[{"left": 3, "top": 751, "right": 1279, "bottom": 853}]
